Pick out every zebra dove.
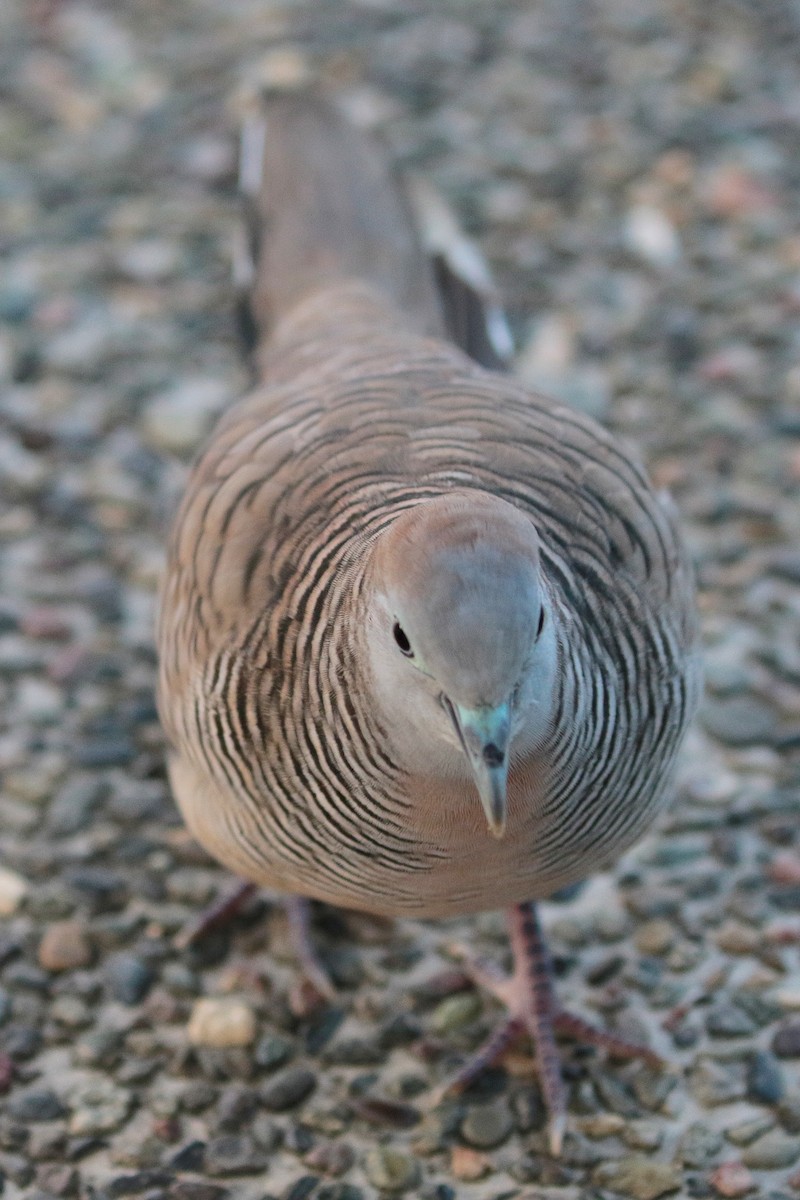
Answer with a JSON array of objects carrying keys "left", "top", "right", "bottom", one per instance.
[{"left": 158, "top": 96, "right": 701, "bottom": 1152}]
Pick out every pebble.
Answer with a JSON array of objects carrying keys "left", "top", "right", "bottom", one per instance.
[
  {"left": 690, "top": 1057, "right": 748, "bottom": 1107},
  {"left": 634, "top": 918, "right": 676, "bottom": 955},
  {"left": 430, "top": 992, "right": 482, "bottom": 1033},
  {"left": 0, "top": 867, "right": 28, "bottom": 915},
  {"left": 747, "top": 1049, "right": 785, "bottom": 1103},
  {"left": 772, "top": 1022, "right": 800, "bottom": 1058},
  {"left": 706, "top": 1003, "right": 758, "bottom": 1038},
  {"left": 260, "top": 1066, "right": 317, "bottom": 1111},
  {"left": 38, "top": 920, "right": 93, "bottom": 972},
  {"left": 459, "top": 1097, "right": 514, "bottom": 1148},
  {"left": 105, "top": 952, "right": 154, "bottom": 1004},
  {"left": 700, "top": 695, "right": 778, "bottom": 748},
  {"left": 68, "top": 1079, "right": 133, "bottom": 1135},
  {"left": 7, "top": 1087, "right": 65, "bottom": 1122},
  {"left": 726, "top": 1115, "right": 775, "bottom": 1146},
  {"left": 363, "top": 1146, "right": 420, "bottom": 1194},
  {"left": 709, "top": 1162, "right": 756, "bottom": 1198},
  {"left": 204, "top": 1134, "right": 269, "bottom": 1176},
  {"left": 741, "top": 1129, "right": 800, "bottom": 1169},
  {"left": 187, "top": 998, "right": 257, "bottom": 1049},
  {"left": 141, "top": 378, "right": 229, "bottom": 456},
  {"left": 678, "top": 1122, "right": 724, "bottom": 1167},
  {"left": 593, "top": 1156, "right": 682, "bottom": 1200},
  {"left": 450, "top": 1145, "right": 490, "bottom": 1181}
]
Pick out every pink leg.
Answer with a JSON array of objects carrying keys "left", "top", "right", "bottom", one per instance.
[
  {"left": 175, "top": 883, "right": 336, "bottom": 1001},
  {"left": 437, "top": 900, "right": 662, "bottom": 1155},
  {"left": 174, "top": 880, "right": 258, "bottom": 950}
]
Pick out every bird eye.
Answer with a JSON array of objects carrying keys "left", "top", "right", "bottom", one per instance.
[
  {"left": 392, "top": 622, "right": 414, "bottom": 657},
  {"left": 535, "top": 607, "right": 546, "bottom": 640}
]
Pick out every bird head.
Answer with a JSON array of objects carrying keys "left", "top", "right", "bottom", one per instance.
[{"left": 366, "top": 491, "right": 557, "bottom": 837}]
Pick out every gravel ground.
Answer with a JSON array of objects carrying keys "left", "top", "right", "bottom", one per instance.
[{"left": 2, "top": 1, "right": 800, "bottom": 1197}]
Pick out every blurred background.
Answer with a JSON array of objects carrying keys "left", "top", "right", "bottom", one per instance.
[{"left": 2, "top": 2, "right": 800, "bottom": 1198}]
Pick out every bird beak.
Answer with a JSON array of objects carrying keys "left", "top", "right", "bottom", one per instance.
[{"left": 448, "top": 701, "right": 511, "bottom": 838}]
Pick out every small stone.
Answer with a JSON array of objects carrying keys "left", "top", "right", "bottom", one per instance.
[
  {"left": 709, "top": 1162, "right": 756, "bottom": 1197},
  {"left": 706, "top": 1003, "right": 758, "bottom": 1038},
  {"left": 579, "top": 1113, "right": 626, "bottom": 1138},
  {"left": 779, "top": 1093, "right": 800, "bottom": 1133},
  {"left": 701, "top": 695, "right": 777, "bottom": 748},
  {"left": 449, "top": 1145, "right": 489, "bottom": 1181},
  {"left": 594, "top": 1156, "right": 681, "bottom": 1200},
  {"left": 459, "top": 1097, "right": 513, "bottom": 1149},
  {"left": 625, "top": 204, "right": 680, "bottom": 267},
  {"left": 204, "top": 1134, "right": 268, "bottom": 1176},
  {"left": 690, "top": 1056, "right": 747, "bottom": 1107},
  {"left": 171, "top": 1184, "right": 230, "bottom": 1200},
  {"left": 0, "top": 867, "right": 27, "bottom": 915},
  {"left": 254, "top": 1033, "right": 295, "bottom": 1071},
  {"left": 38, "top": 920, "right": 93, "bottom": 972},
  {"left": 187, "top": 998, "right": 257, "bottom": 1048},
  {"left": 142, "top": 378, "right": 229, "bottom": 455},
  {"left": 741, "top": 1130, "right": 800, "bottom": 1169},
  {"left": 7, "top": 1087, "right": 65, "bottom": 1122},
  {"left": 747, "top": 1049, "right": 785, "bottom": 1103},
  {"left": 260, "top": 1066, "right": 316, "bottom": 1111},
  {"left": 105, "top": 953, "right": 154, "bottom": 1005},
  {"left": 679, "top": 1122, "right": 724, "bottom": 1167},
  {"left": 305, "top": 1140, "right": 355, "bottom": 1177},
  {"left": 726, "top": 1116, "right": 775, "bottom": 1146},
  {"left": 715, "top": 921, "right": 761, "bottom": 956},
  {"left": 634, "top": 919, "right": 675, "bottom": 956},
  {"left": 68, "top": 1079, "right": 133, "bottom": 1135},
  {"left": 363, "top": 1146, "right": 420, "bottom": 1194},
  {"left": 35, "top": 1163, "right": 78, "bottom": 1195},
  {"left": 430, "top": 992, "right": 482, "bottom": 1033},
  {"left": 773, "top": 1022, "right": 800, "bottom": 1058},
  {"left": 623, "top": 1120, "right": 663, "bottom": 1151}
]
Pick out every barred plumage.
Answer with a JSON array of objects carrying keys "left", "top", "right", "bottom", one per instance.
[{"left": 157, "top": 95, "right": 701, "bottom": 1151}]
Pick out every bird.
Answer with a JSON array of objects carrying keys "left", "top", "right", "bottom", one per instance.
[{"left": 157, "top": 94, "right": 701, "bottom": 1154}]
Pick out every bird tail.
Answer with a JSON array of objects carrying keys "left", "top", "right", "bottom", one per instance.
[{"left": 234, "top": 93, "right": 513, "bottom": 372}]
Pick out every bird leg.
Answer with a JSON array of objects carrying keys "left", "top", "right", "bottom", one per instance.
[
  {"left": 174, "top": 880, "right": 258, "bottom": 950},
  {"left": 439, "top": 900, "right": 663, "bottom": 1156},
  {"left": 284, "top": 895, "right": 337, "bottom": 1003},
  {"left": 175, "top": 883, "right": 336, "bottom": 1002}
]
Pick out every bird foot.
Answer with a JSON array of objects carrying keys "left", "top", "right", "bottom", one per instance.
[
  {"left": 434, "top": 903, "right": 662, "bottom": 1156},
  {"left": 175, "top": 883, "right": 337, "bottom": 1004}
]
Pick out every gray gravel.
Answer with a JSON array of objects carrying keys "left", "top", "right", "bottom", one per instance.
[{"left": 2, "top": 1, "right": 800, "bottom": 1197}]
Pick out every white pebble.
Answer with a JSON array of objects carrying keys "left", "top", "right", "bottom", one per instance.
[
  {"left": 142, "top": 377, "right": 229, "bottom": 455},
  {"left": 187, "top": 997, "right": 257, "bottom": 1048},
  {"left": 0, "top": 866, "right": 28, "bottom": 915},
  {"left": 625, "top": 203, "right": 681, "bottom": 267}
]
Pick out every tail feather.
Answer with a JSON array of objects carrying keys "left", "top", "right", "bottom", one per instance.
[{"left": 236, "top": 93, "right": 513, "bottom": 369}]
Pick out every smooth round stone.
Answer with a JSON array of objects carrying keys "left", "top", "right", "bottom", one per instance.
[
  {"left": 741, "top": 1129, "right": 800, "bottom": 1169},
  {"left": 678, "top": 1122, "right": 724, "bottom": 1167},
  {"left": 459, "top": 1097, "right": 514, "bottom": 1149},
  {"left": 204, "top": 1134, "right": 269, "bottom": 1176},
  {"left": 68, "top": 1080, "right": 133, "bottom": 1135},
  {"left": 0, "top": 867, "right": 28, "bottom": 916},
  {"left": 706, "top": 1003, "right": 758, "bottom": 1038},
  {"left": 430, "top": 992, "right": 482, "bottom": 1033},
  {"left": 363, "top": 1146, "right": 420, "bottom": 1194},
  {"left": 187, "top": 998, "right": 257, "bottom": 1049},
  {"left": 6, "top": 1087, "right": 65, "bottom": 1122},
  {"left": 700, "top": 695, "right": 777, "bottom": 748},
  {"left": 772, "top": 1022, "right": 800, "bottom": 1058},
  {"left": 747, "top": 1050, "right": 785, "bottom": 1104},
  {"left": 593, "top": 1155, "right": 682, "bottom": 1200},
  {"left": 38, "top": 920, "right": 93, "bottom": 972},
  {"left": 104, "top": 953, "right": 154, "bottom": 1005},
  {"left": 634, "top": 918, "right": 676, "bottom": 956},
  {"left": 259, "top": 1066, "right": 317, "bottom": 1112},
  {"left": 708, "top": 1162, "right": 756, "bottom": 1198}
]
